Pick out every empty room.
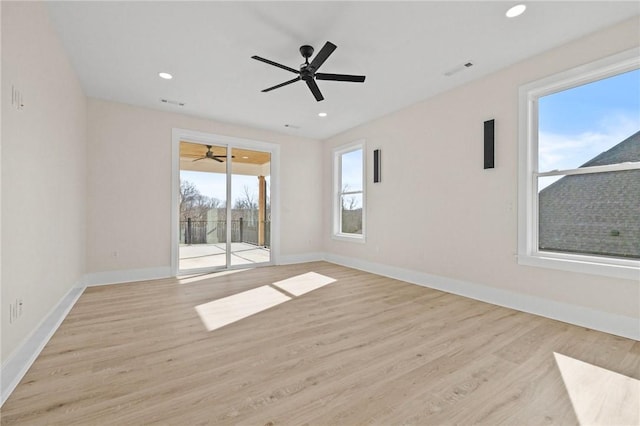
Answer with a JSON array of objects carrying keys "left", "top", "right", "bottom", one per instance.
[{"left": 1, "top": 1, "right": 639, "bottom": 425}]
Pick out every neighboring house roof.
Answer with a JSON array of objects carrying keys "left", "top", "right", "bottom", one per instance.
[
  {"left": 581, "top": 130, "right": 640, "bottom": 167},
  {"left": 539, "top": 130, "right": 640, "bottom": 259}
]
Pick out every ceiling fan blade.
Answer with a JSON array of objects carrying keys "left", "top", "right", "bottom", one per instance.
[
  {"left": 192, "top": 157, "right": 205, "bottom": 162},
  {"left": 315, "top": 73, "right": 366, "bottom": 83},
  {"left": 308, "top": 41, "right": 336, "bottom": 71},
  {"left": 306, "top": 79, "right": 324, "bottom": 102},
  {"left": 210, "top": 155, "right": 235, "bottom": 162},
  {"left": 262, "top": 76, "right": 301, "bottom": 92},
  {"left": 251, "top": 55, "right": 300, "bottom": 74}
]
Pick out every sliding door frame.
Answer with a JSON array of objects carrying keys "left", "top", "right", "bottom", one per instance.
[{"left": 171, "top": 128, "right": 280, "bottom": 276}]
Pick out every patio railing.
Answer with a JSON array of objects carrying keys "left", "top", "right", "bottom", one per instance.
[{"left": 180, "top": 218, "right": 270, "bottom": 248}]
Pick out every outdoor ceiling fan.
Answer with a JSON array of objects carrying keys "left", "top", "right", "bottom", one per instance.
[
  {"left": 192, "top": 145, "right": 233, "bottom": 163},
  {"left": 252, "top": 41, "right": 366, "bottom": 102}
]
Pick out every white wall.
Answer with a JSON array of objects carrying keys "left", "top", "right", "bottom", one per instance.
[
  {"left": 322, "top": 18, "right": 640, "bottom": 323},
  {"left": 87, "top": 99, "right": 323, "bottom": 275},
  {"left": 1, "top": 2, "right": 87, "bottom": 362}
]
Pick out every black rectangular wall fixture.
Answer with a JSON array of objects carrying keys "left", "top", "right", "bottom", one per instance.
[
  {"left": 373, "top": 149, "right": 381, "bottom": 183},
  {"left": 484, "top": 119, "right": 495, "bottom": 169}
]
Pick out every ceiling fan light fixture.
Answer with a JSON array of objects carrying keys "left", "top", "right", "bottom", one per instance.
[
  {"left": 158, "top": 72, "right": 173, "bottom": 80},
  {"left": 318, "top": 112, "right": 328, "bottom": 117},
  {"left": 506, "top": 4, "right": 526, "bottom": 18}
]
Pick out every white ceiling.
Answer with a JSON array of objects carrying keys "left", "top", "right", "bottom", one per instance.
[{"left": 46, "top": 1, "right": 639, "bottom": 140}]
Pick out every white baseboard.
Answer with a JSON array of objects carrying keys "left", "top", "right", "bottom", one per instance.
[
  {"left": 1, "top": 281, "right": 86, "bottom": 406},
  {"left": 277, "top": 252, "right": 325, "bottom": 265},
  {"left": 324, "top": 253, "right": 640, "bottom": 341},
  {"left": 84, "top": 266, "right": 172, "bottom": 287}
]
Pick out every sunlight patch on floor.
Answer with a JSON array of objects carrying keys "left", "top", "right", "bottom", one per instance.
[
  {"left": 195, "top": 272, "right": 337, "bottom": 331},
  {"left": 554, "top": 352, "right": 639, "bottom": 426},
  {"left": 195, "top": 285, "right": 290, "bottom": 331},
  {"left": 271, "top": 272, "right": 337, "bottom": 296}
]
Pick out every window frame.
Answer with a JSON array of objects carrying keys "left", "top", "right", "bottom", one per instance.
[
  {"left": 517, "top": 49, "right": 640, "bottom": 280},
  {"left": 332, "top": 140, "right": 366, "bottom": 242}
]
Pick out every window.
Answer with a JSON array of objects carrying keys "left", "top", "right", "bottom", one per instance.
[
  {"left": 518, "top": 49, "right": 640, "bottom": 280},
  {"left": 333, "top": 141, "right": 365, "bottom": 241}
]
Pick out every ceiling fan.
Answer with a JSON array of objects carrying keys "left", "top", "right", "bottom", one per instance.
[
  {"left": 192, "top": 145, "right": 233, "bottom": 163},
  {"left": 252, "top": 41, "right": 366, "bottom": 102}
]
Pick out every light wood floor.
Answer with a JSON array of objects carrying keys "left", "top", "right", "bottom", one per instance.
[{"left": 1, "top": 262, "right": 638, "bottom": 425}]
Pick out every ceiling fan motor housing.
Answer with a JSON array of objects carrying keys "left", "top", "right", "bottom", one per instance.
[{"left": 300, "top": 66, "right": 314, "bottom": 81}]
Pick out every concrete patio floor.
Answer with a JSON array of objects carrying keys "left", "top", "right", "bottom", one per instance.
[{"left": 179, "top": 243, "right": 270, "bottom": 270}]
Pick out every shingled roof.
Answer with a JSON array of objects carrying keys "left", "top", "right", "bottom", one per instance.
[
  {"left": 581, "top": 130, "right": 640, "bottom": 167},
  {"left": 538, "top": 130, "right": 640, "bottom": 259}
]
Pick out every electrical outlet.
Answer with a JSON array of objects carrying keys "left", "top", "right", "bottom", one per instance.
[{"left": 8, "top": 299, "right": 24, "bottom": 324}]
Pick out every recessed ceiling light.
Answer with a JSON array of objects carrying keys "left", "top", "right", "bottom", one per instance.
[
  {"left": 242, "top": 156, "right": 249, "bottom": 159},
  {"left": 506, "top": 4, "right": 526, "bottom": 18},
  {"left": 158, "top": 72, "right": 173, "bottom": 80},
  {"left": 318, "top": 112, "right": 328, "bottom": 117}
]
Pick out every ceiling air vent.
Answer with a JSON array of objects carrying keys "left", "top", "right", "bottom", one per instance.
[
  {"left": 160, "top": 99, "right": 185, "bottom": 107},
  {"left": 444, "top": 61, "right": 474, "bottom": 77}
]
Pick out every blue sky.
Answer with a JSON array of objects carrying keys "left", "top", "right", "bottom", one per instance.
[
  {"left": 341, "top": 148, "right": 363, "bottom": 192},
  {"left": 340, "top": 148, "right": 364, "bottom": 209},
  {"left": 538, "top": 68, "right": 640, "bottom": 173}
]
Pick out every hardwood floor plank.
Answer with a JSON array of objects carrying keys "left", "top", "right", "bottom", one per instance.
[{"left": 1, "top": 262, "right": 637, "bottom": 425}]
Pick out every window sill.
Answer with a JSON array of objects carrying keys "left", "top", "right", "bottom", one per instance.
[
  {"left": 332, "top": 233, "right": 366, "bottom": 244},
  {"left": 517, "top": 252, "right": 640, "bottom": 281}
]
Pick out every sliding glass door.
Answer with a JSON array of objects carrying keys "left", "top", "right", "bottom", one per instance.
[
  {"left": 230, "top": 148, "right": 271, "bottom": 267},
  {"left": 177, "top": 141, "right": 271, "bottom": 274}
]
